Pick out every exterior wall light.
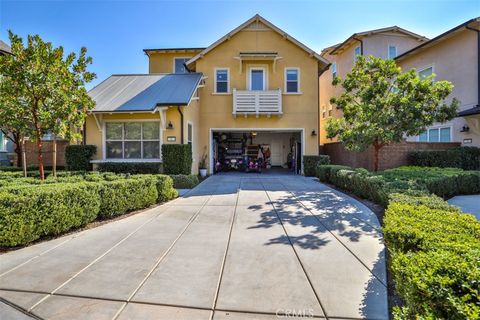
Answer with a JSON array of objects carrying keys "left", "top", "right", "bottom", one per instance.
[{"left": 167, "top": 121, "right": 174, "bottom": 129}]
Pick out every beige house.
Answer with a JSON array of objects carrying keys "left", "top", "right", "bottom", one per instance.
[
  {"left": 86, "top": 15, "right": 330, "bottom": 174},
  {"left": 319, "top": 27, "right": 428, "bottom": 144},
  {"left": 396, "top": 17, "right": 480, "bottom": 147}
]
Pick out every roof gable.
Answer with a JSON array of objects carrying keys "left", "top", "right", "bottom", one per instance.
[
  {"left": 329, "top": 26, "right": 428, "bottom": 55},
  {"left": 186, "top": 14, "right": 329, "bottom": 67}
]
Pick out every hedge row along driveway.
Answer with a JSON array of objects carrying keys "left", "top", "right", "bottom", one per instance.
[{"left": 0, "top": 174, "right": 388, "bottom": 320}]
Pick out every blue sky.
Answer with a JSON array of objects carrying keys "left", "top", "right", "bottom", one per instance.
[{"left": 1, "top": 0, "right": 478, "bottom": 89}]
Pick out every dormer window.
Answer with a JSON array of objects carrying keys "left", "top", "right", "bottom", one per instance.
[{"left": 174, "top": 58, "right": 189, "bottom": 73}]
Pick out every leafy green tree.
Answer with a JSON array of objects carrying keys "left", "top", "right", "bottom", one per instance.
[
  {"left": 0, "top": 31, "right": 96, "bottom": 179},
  {"left": 326, "top": 56, "right": 458, "bottom": 171}
]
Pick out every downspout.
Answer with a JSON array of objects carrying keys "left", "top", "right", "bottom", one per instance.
[
  {"left": 466, "top": 25, "right": 480, "bottom": 107},
  {"left": 353, "top": 37, "right": 364, "bottom": 55},
  {"left": 177, "top": 106, "right": 184, "bottom": 144}
]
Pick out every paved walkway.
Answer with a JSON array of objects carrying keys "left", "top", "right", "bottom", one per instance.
[
  {"left": 448, "top": 194, "right": 480, "bottom": 220},
  {"left": 0, "top": 174, "right": 388, "bottom": 320}
]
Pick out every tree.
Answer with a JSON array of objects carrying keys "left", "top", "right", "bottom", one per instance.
[
  {"left": 326, "top": 56, "right": 458, "bottom": 171},
  {"left": 0, "top": 31, "right": 96, "bottom": 179}
]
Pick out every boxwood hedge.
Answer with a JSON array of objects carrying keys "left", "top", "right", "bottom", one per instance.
[
  {"left": 0, "top": 172, "right": 177, "bottom": 246},
  {"left": 303, "top": 155, "right": 330, "bottom": 177},
  {"left": 409, "top": 146, "right": 480, "bottom": 170},
  {"left": 384, "top": 195, "right": 480, "bottom": 319},
  {"left": 65, "top": 145, "right": 97, "bottom": 171},
  {"left": 162, "top": 144, "right": 192, "bottom": 175},
  {"left": 169, "top": 174, "right": 199, "bottom": 189}
]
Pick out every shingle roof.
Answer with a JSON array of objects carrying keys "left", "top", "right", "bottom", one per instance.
[
  {"left": 457, "top": 105, "right": 480, "bottom": 117},
  {"left": 89, "top": 73, "right": 202, "bottom": 112},
  {"left": 0, "top": 40, "right": 11, "bottom": 54}
]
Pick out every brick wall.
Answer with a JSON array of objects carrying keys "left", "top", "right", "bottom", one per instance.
[
  {"left": 12, "top": 140, "right": 69, "bottom": 167},
  {"left": 322, "top": 141, "right": 461, "bottom": 171}
]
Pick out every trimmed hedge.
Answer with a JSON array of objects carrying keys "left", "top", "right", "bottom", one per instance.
[
  {"left": 162, "top": 144, "right": 192, "bottom": 175},
  {"left": 316, "top": 165, "right": 480, "bottom": 206},
  {"left": 65, "top": 145, "right": 97, "bottom": 171},
  {"left": 384, "top": 195, "right": 480, "bottom": 319},
  {"left": 0, "top": 173, "right": 177, "bottom": 246},
  {"left": 303, "top": 155, "right": 330, "bottom": 176},
  {"left": 97, "top": 162, "right": 162, "bottom": 174},
  {"left": 170, "top": 174, "right": 199, "bottom": 189},
  {"left": 409, "top": 147, "right": 480, "bottom": 170},
  {"left": 0, "top": 183, "right": 100, "bottom": 246}
]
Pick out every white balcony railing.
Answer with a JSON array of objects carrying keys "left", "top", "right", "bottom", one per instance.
[{"left": 232, "top": 88, "right": 282, "bottom": 117}]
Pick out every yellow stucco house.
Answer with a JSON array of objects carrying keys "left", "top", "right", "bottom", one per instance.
[{"left": 86, "top": 15, "right": 330, "bottom": 174}]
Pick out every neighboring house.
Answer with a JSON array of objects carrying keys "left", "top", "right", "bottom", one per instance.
[
  {"left": 86, "top": 14, "right": 330, "bottom": 174},
  {"left": 396, "top": 17, "right": 480, "bottom": 147},
  {"left": 0, "top": 39, "right": 14, "bottom": 166},
  {"left": 319, "top": 27, "right": 428, "bottom": 145}
]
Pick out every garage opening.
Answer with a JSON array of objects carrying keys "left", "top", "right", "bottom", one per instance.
[{"left": 212, "top": 130, "right": 302, "bottom": 174}]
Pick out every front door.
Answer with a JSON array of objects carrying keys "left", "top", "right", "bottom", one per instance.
[{"left": 249, "top": 67, "right": 266, "bottom": 91}]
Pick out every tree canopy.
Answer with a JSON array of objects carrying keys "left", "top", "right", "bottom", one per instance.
[
  {"left": 0, "top": 31, "right": 96, "bottom": 179},
  {"left": 326, "top": 56, "right": 458, "bottom": 171}
]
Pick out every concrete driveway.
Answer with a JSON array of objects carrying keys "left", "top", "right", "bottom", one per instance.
[{"left": 0, "top": 174, "right": 388, "bottom": 320}]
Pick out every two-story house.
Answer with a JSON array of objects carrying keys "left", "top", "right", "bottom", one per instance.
[
  {"left": 396, "top": 17, "right": 480, "bottom": 147},
  {"left": 319, "top": 27, "right": 428, "bottom": 145},
  {"left": 85, "top": 15, "right": 330, "bottom": 174},
  {"left": 0, "top": 39, "right": 14, "bottom": 166}
]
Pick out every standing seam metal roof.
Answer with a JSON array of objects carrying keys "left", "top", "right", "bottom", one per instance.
[{"left": 89, "top": 73, "right": 202, "bottom": 112}]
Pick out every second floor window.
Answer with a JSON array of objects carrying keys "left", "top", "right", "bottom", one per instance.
[
  {"left": 285, "top": 68, "right": 299, "bottom": 93},
  {"left": 215, "top": 69, "right": 229, "bottom": 93},
  {"left": 388, "top": 45, "right": 397, "bottom": 59},
  {"left": 174, "top": 58, "right": 189, "bottom": 73},
  {"left": 354, "top": 46, "right": 361, "bottom": 62},
  {"left": 332, "top": 63, "right": 337, "bottom": 79}
]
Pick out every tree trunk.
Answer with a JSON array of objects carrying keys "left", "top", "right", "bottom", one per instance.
[
  {"left": 373, "top": 140, "right": 383, "bottom": 172},
  {"left": 22, "top": 139, "right": 27, "bottom": 178},
  {"left": 52, "top": 138, "right": 57, "bottom": 178},
  {"left": 36, "top": 138, "right": 44, "bottom": 180}
]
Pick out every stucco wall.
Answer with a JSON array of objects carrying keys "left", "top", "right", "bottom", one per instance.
[
  {"left": 397, "top": 29, "right": 479, "bottom": 147},
  {"left": 319, "top": 33, "right": 425, "bottom": 145},
  {"left": 148, "top": 52, "right": 197, "bottom": 74}
]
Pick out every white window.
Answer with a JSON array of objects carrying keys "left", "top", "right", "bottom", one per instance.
[
  {"left": 354, "top": 46, "right": 361, "bottom": 61},
  {"left": 285, "top": 68, "right": 300, "bottom": 93},
  {"left": 418, "top": 126, "right": 451, "bottom": 142},
  {"left": 105, "top": 122, "right": 161, "bottom": 159},
  {"left": 418, "top": 66, "right": 433, "bottom": 79},
  {"left": 248, "top": 67, "right": 266, "bottom": 91},
  {"left": 215, "top": 68, "right": 229, "bottom": 93},
  {"left": 187, "top": 122, "right": 193, "bottom": 146},
  {"left": 322, "top": 106, "right": 326, "bottom": 118},
  {"left": 174, "top": 58, "right": 189, "bottom": 73},
  {"left": 328, "top": 104, "right": 333, "bottom": 117},
  {"left": 332, "top": 63, "right": 337, "bottom": 78},
  {"left": 388, "top": 45, "right": 397, "bottom": 59}
]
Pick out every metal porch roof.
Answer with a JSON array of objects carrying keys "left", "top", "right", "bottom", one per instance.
[{"left": 89, "top": 73, "right": 202, "bottom": 112}]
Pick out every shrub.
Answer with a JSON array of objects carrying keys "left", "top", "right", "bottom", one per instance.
[
  {"left": 154, "top": 175, "right": 178, "bottom": 202},
  {"left": 169, "top": 174, "right": 199, "bottom": 189},
  {"left": 0, "top": 166, "right": 23, "bottom": 172},
  {"left": 315, "top": 164, "right": 351, "bottom": 183},
  {"left": 409, "top": 147, "right": 480, "bottom": 170},
  {"left": 303, "top": 155, "right": 330, "bottom": 176},
  {"left": 97, "top": 162, "right": 162, "bottom": 174},
  {"left": 162, "top": 144, "right": 192, "bottom": 175},
  {"left": 96, "top": 177, "right": 158, "bottom": 218},
  {"left": 65, "top": 145, "right": 97, "bottom": 171},
  {"left": 384, "top": 195, "right": 480, "bottom": 319},
  {"left": 0, "top": 183, "right": 100, "bottom": 246}
]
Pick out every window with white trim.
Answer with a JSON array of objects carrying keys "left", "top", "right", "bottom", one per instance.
[
  {"left": 388, "top": 45, "right": 397, "bottom": 59},
  {"left": 328, "top": 104, "right": 333, "bottom": 117},
  {"left": 215, "top": 69, "right": 229, "bottom": 93},
  {"left": 187, "top": 122, "right": 193, "bottom": 146},
  {"left": 285, "top": 68, "right": 299, "bottom": 93},
  {"left": 332, "top": 63, "right": 337, "bottom": 79},
  {"left": 418, "top": 126, "right": 451, "bottom": 142},
  {"left": 105, "top": 122, "right": 160, "bottom": 159},
  {"left": 419, "top": 66, "right": 433, "bottom": 79},
  {"left": 354, "top": 46, "right": 361, "bottom": 62},
  {"left": 174, "top": 58, "right": 189, "bottom": 73}
]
